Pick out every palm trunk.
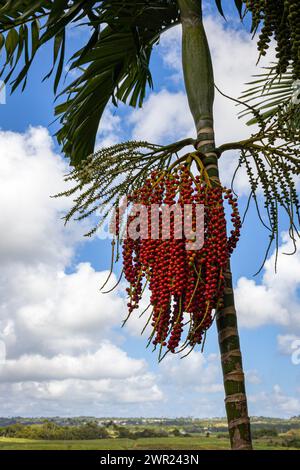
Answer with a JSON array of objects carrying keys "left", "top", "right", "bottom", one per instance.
[{"left": 177, "top": 0, "right": 252, "bottom": 450}]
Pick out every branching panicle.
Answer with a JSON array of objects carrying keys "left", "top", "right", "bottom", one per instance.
[{"left": 53, "top": 138, "right": 196, "bottom": 237}]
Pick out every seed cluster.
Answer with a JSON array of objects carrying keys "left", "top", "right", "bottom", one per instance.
[
  {"left": 244, "top": 0, "right": 300, "bottom": 78},
  {"left": 121, "top": 165, "right": 241, "bottom": 357}
]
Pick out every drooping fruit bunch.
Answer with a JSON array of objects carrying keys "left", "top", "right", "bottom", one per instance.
[
  {"left": 120, "top": 161, "right": 241, "bottom": 358},
  {"left": 243, "top": 0, "right": 300, "bottom": 78}
]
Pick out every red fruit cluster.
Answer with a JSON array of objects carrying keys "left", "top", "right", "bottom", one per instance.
[{"left": 121, "top": 165, "right": 241, "bottom": 355}]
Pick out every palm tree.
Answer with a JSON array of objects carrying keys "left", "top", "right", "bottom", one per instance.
[{"left": 0, "top": 0, "right": 299, "bottom": 451}]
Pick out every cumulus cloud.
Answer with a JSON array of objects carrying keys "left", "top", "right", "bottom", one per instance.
[
  {"left": 249, "top": 385, "right": 300, "bottom": 417},
  {"left": 159, "top": 351, "right": 223, "bottom": 393},
  {"left": 0, "top": 127, "right": 163, "bottom": 416},
  {"left": 9, "top": 264, "right": 125, "bottom": 356},
  {"left": 129, "top": 89, "right": 194, "bottom": 143},
  {"left": 159, "top": 27, "right": 182, "bottom": 83},
  {"left": 235, "top": 278, "right": 290, "bottom": 328},
  {"left": 235, "top": 235, "right": 300, "bottom": 329},
  {"left": 0, "top": 374, "right": 163, "bottom": 416},
  {"left": 0, "top": 128, "right": 127, "bottom": 357},
  {"left": 0, "top": 127, "right": 86, "bottom": 266},
  {"left": 0, "top": 342, "right": 145, "bottom": 382},
  {"left": 95, "top": 103, "right": 122, "bottom": 149},
  {"left": 245, "top": 369, "right": 262, "bottom": 385}
]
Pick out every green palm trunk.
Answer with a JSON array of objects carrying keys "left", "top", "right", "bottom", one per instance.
[{"left": 177, "top": 0, "right": 252, "bottom": 450}]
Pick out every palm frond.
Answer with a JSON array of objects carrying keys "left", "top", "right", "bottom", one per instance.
[
  {"left": 215, "top": 0, "right": 244, "bottom": 19},
  {"left": 218, "top": 88, "right": 300, "bottom": 270},
  {"left": 0, "top": 1, "right": 180, "bottom": 165},
  {"left": 0, "top": 1, "right": 99, "bottom": 92},
  {"left": 240, "top": 66, "right": 296, "bottom": 121}
]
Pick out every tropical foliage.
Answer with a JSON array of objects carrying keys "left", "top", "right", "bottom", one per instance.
[{"left": 0, "top": 0, "right": 284, "bottom": 167}]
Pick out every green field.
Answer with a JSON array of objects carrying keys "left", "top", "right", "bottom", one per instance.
[{"left": 0, "top": 436, "right": 297, "bottom": 450}]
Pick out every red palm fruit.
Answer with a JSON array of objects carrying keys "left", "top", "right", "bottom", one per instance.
[{"left": 121, "top": 163, "right": 241, "bottom": 355}]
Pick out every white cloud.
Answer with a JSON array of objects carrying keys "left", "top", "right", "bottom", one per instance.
[
  {"left": 0, "top": 127, "right": 163, "bottom": 416},
  {"left": 0, "top": 127, "right": 84, "bottom": 266},
  {"left": 0, "top": 128, "right": 128, "bottom": 357},
  {"left": 235, "top": 278, "right": 290, "bottom": 328},
  {"left": 159, "top": 27, "right": 182, "bottom": 82},
  {"left": 235, "top": 234, "right": 300, "bottom": 329},
  {"left": 95, "top": 104, "right": 122, "bottom": 149},
  {"left": 160, "top": 351, "right": 223, "bottom": 393},
  {"left": 19, "top": 265, "right": 123, "bottom": 341},
  {"left": 129, "top": 89, "right": 194, "bottom": 143},
  {"left": 277, "top": 334, "right": 300, "bottom": 355},
  {"left": 249, "top": 385, "right": 300, "bottom": 417},
  {"left": 0, "top": 341, "right": 145, "bottom": 382},
  {"left": 0, "top": 263, "right": 128, "bottom": 357},
  {"left": 245, "top": 369, "right": 262, "bottom": 385},
  {"left": 0, "top": 374, "right": 163, "bottom": 416}
]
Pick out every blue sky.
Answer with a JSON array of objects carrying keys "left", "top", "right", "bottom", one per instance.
[{"left": 0, "top": 4, "right": 299, "bottom": 418}]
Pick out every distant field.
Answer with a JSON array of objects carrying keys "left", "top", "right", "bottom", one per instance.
[{"left": 0, "top": 436, "right": 297, "bottom": 450}]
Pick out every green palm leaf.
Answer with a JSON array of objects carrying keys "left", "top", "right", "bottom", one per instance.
[
  {"left": 0, "top": 1, "right": 181, "bottom": 165},
  {"left": 239, "top": 66, "right": 300, "bottom": 136},
  {"left": 54, "top": 1, "right": 181, "bottom": 165}
]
